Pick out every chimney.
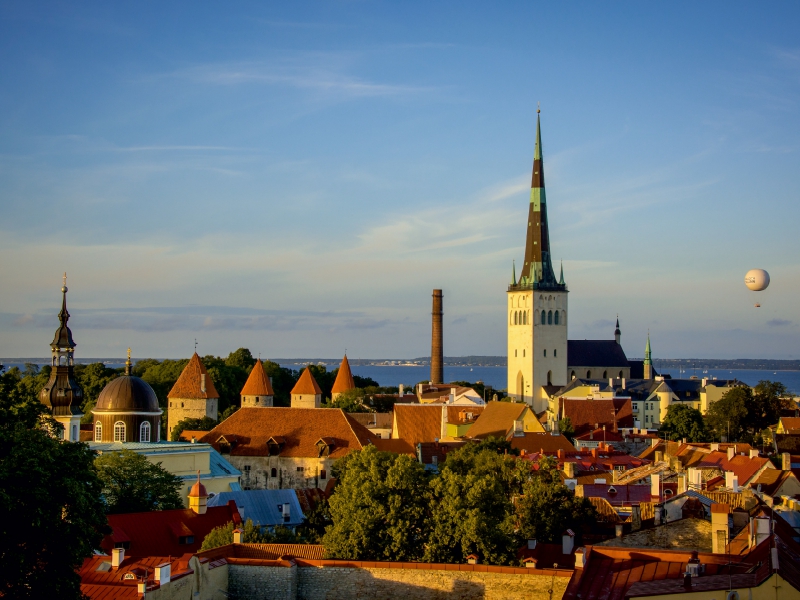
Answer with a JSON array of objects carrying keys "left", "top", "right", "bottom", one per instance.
[
  {"left": 677, "top": 473, "right": 687, "bottom": 494},
  {"left": 449, "top": 389, "right": 455, "bottom": 404},
  {"left": 431, "top": 289, "right": 444, "bottom": 385},
  {"left": 702, "top": 377, "right": 708, "bottom": 387},
  {"left": 727, "top": 447, "right": 735, "bottom": 461},
  {"left": 200, "top": 373, "right": 206, "bottom": 394},
  {"left": 137, "top": 581, "right": 147, "bottom": 595},
  {"left": 155, "top": 563, "right": 171, "bottom": 584},
  {"left": 562, "top": 530, "right": 575, "bottom": 554},
  {"left": 282, "top": 503, "right": 291, "bottom": 523},
  {"left": 651, "top": 438, "right": 658, "bottom": 447},
  {"left": 688, "top": 467, "right": 702, "bottom": 490},
  {"left": 399, "top": 383, "right": 404, "bottom": 396},
  {"left": 574, "top": 547, "right": 586, "bottom": 569},
  {"left": 621, "top": 378, "right": 626, "bottom": 390},
  {"left": 233, "top": 528, "right": 243, "bottom": 544},
  {"left": 651, "top": 473, "right": 661, "bottom": 498},
  {"left": 514, "top": 419, "right": 524, "bottom": 437},
  {"left": 609, "top": 377, "right": 613, "bottom": 388},
  {"left": 591, "top": 448, "right": 598, "bottom": 458},
  {"left": 710, "top": 442, "right": 719, "bottom": 451},
  {"left": 749, "top": 449, "right": 759, "bottom": 459},
  {"left": 112, "top": 547, "right": 124, "bottom": 568},
  {"left": 563, "top": 461, "right": 576, "bottom": 479},
  {"left": 782, "top": 452, "right": 791, "bottom": 471},
  {"left": 655, "top": 450, "right": 663, "bottom": 463}
]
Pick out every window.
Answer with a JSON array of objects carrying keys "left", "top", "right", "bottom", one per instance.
[
  {"left": 179, "top": 536, "right": 195, "bottom": 545},
  {"left": 619, "top": 371, "right": 623, "bottom": 378},
  {"left": 270, "top": 468, "right": 277, "bottom": 477},
  {"left": 554, "top": 349, "right": 557, "bottom": 357},
  {"left": 515, "top": 349, "right": 518, "bottom": 357},
  {"left": 523, "top": 311, "right": 527, "bottom": 325},
  {"left": 114, "top": 421, "right": 126, "bottom": 442},
  {"left": 570, "top": 371, "right": 576, "bottom": 380},
  {"left": 548, "top": 310, "right": 553, "bottom": 325},
  {"left": 523, "top": 349, "right": 526, "bottom": 357},
  {"left": 95, "top": 422, "right": 102, "bottom": 442},
  {"left": 244, "top": 465, "right": 251, "bottom": 471},
  {"left": 296, "top": 466, "right": 305, "bottom": 472},
  {"left": 554, "top": 310, "right": 559, "bottom": 325},
  {"left": 603, "top": 371, "right": 608, "bottom": 379},
  {"left": 632, "top": 403, "right": 638, "bottom": 411},
  {"left": 544, "top": 349, "right": 547, "bottom": 357},
  {"left": 320, "top": 469, "right": 327, "bottom": 479},
  {"left": 547, "top": 370, "right": 552, "bottom": 386},
  {"left": 514, "top": 312, "right": 518, "bottom": 325},
  {"left": 541, "top": 311, "right": 546, "bottom": 325},
  {"left": 587, "top": 371, "right": 592, "bottom": 378},
  {"left": 255, "top": 397, "right": 259, "bottom": 404},
  {"left": 139, "top": 421, "right": 151, "bottom": 443}
]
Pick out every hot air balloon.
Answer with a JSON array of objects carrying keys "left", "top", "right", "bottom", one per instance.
[{"left": 744, "top": 269, "right": 770, "bottom": 307}]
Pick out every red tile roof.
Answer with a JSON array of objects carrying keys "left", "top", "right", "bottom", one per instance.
[
  {"left": 446, "top": 405, "right": 484, "bottom": 423},
  {"left": 392, "top": 404, "right": 442, "bottom": 446},
  {"left": 574, "top": 428, "right": 626, "bottom": 442},
  {"left": 577, "top": 483, "right": 665, "bottom": 506},
  {"left": 524, "top": 447, "right": 648, "bottom": 472},
  {"left": 199, "top": 407, "right": 378, "bottom": 458},
  {"left": 167, "top": 353, "right": 219, "bottom": 399},
  {"left": 291, "top": 367, "right": 322, "bottom": 395},
  {"left": 372, "top": 438, "right": 415, "bottom": 455},
  {"left": 241, "top": 359, "right": 274, "bottom": 396},
  {"left": 331, "top": 355, "right": 355, "bottom": 394},
  {"left": 80, "top": 554, "right": 194, "bottom": 600},
  {"left": 511, "top": 432, "right": 575, "bottom": 454},
  {"left": 749, "top": 469, "right": 798, "bottom": 497},
  {"left": 101, "top": 501, "right": 240, "bottom": 558},
  {"left": 696, "top": 450, "right": 772, "bottom": 485},
  {"left": 466, "top": 401, "right": 527, "bottom": 439},
  {"left": 560, "top": 398, "right": 633, "bottom": 436},
  {"left": 780, "top": 417, "right": 800, "bottom": 433}
]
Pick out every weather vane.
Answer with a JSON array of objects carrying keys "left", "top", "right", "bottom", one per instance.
[
  {"left": 194, "top": 338, "right": 198, "bottom": 352},
  {"left": 63, "top": 272, "right": 67, "bottom": 286},
  {"left": 537, "top": 101, "right": 540, "bottom": 114},
  {"left": 127, "top": 347, "right": 131, "bottom": 360}
]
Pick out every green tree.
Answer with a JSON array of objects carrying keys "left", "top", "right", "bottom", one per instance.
[
  {"left": 706, "top": 387, "right": 750, "bottom": 441},
  {"left": 95, "top": 449, "right": 183, "bottom": 514},
  {"left": 0, "top": 369, "right": 109, "bottom": 599},
  {"left": 74, "top": 362, "right": 121, "bottom": 423},
  {"left": 424, "top": 443, "right": 523, "bottom": 565},
  {"left": 322, "top": 388, "right": 370, "bottom": 413},
  {"left": 558, "top": 417, "right": 575, "bottom": 442},
  {"left": 297, "top": 498, "right": 330, "bottom": 544},
  {"left": 225, "top": 348, "right": 257, "bottom": 371},
  {"left": 659, "top": 404, "right": 709, "bottom": 442},
  {"left": 219, "top": 405, "right": 239, "bottom": 421},
  {"left": 262, "top": 360, "right": 297, "bottom": 407},
  {"left": 200, "top": 518, "right": 298, "bottom": 550},
  {"left": 516, "top": 457, "right": 596, "bottom": 545},
  {"left": 323, "top": 445, "right": 430, "bottom": 561},
  {"left": 750, "top": 380, "right": 787, "bottom": 434},
  {"left": 170, "top": 416, "right": 218, "bottom": 441}
]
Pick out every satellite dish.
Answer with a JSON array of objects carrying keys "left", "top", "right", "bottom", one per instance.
[{"left": 744, "top": 269, "right": 770, "bottom": 291}]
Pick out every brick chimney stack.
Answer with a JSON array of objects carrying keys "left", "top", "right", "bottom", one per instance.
[{"left": 431, "top": 289, "right": 443, "bottom": 384}]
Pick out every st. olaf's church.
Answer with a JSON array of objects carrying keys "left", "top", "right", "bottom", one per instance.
[{"left": 506, "top": 111, "right": 654, "bottom": 414}]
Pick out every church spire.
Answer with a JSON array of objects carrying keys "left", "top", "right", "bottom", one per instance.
[
  {"left": 643, "top": 332, "right": 653, "bottom": 380},
  {"left": 559, "top": 261, "right": 565, "bottom": 285},
  {"left": 614, "top": 316, "right": 621, "bottom": 345},
  {"left": 520, "top": 109, "right": 559, "bottom": 289}
]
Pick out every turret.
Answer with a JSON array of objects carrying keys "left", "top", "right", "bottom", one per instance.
[
  {"left": 188, "top": 471, "right": 208, "bottom": 514},
  {"left": 644, "top": 333, "right": 653, "bottom": 380}
]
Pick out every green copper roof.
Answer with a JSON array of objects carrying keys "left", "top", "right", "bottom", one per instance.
[
  {"left": 511, "top": 260, "right": 517, "bottom": 286},
  {"left": 644, "top": 333, "right": 652, "bottom": 365},
  {"left": 559, "top": 260, "right": 565, "bottom": 285}
]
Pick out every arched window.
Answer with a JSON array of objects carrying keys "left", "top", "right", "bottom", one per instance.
[
  {"left": 544, "top": 349, "right": 547, "bottom": 357},
  {"left": 541, "top": 310, "right": 546, "bottom": 325},
  {"left": 140, "top": 421, "right": 151, "bottom": 443},
  {"left": 603, "top": 371, "right": 608, "bottom": 379},
  {"left": 547, "top": 370, "right": 552, "bottom": 385},
  {"left": 561, "top": 310, "right": 566, "bottom": 325},
  {"left": 114, "top": 421, "right": 126, "bottom": 443},
  {"left": 95, "top": 421, "right": 102, "bottom": 442},
  {"left": 514, "top": 312, "right": 518, "bottom": 325},
  {"left": 587, "top": 371, "right": 592, "bottom": 379},
  {"left": 619, "top": 371, "right": 624, "bottom": 378},
  {"left": 270, "top": 468, "right": 278, "bottom": 478},
  {"left": 535, "top": 310, "right": 539, "bottom": 325},
  {"left": 554, "top": 310, "right": 559, "bottom": 325},
  {"left": 523, "top": 311, "right": 527, "bottom": 325},
  {"left": 554, "top": 349, "right": 557, "bottom": 357},
  {"left": 548, "top": 310, "right": 553, "bottom": 325}
]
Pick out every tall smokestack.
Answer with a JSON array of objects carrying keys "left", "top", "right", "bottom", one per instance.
[{"left": 431, "top": 289, "right": 443, "bottom": 384}]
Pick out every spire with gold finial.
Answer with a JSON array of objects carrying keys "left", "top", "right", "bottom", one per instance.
[{"left": 125, "top": 347, "right": 132, "bottom": 375}]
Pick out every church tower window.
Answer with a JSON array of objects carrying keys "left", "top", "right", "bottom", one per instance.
[
  {"left": 548, "top": 310, "right": 553, "bottom": 325},
  {"left": 541, "top": 311, "right": 546, "bottom": 325},
  {"left": 514, "top": 312, "right": 518, "bottom": 325},
  {"left": 114, "top": 421, "right": 126, "bottom": 442},
  {"left": 554, "top": 310, "right": 559, "bottom": 325}
]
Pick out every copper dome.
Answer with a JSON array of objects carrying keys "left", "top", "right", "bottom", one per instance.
[{"left": 94, "top": 376, "right": 161, "bottom": 413}]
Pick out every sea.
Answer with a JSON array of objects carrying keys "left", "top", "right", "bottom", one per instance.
[{"left": 4, "top": 359, "right": 800, "bottom": 396}]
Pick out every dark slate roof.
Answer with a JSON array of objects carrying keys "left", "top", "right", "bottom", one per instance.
[
  {"left": 627, "top": 360, "right": 659, "bottom": 379},
  {"left": 568, "top": 340, "right": 629, "bottom": 368}
]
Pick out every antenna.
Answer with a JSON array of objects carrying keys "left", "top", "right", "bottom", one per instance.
[
  {"left": 537, "top": 101, "right": 541, "bottom": 114},
  {"left": 194, "top": 339, "right": 198, "bottom": 353}
]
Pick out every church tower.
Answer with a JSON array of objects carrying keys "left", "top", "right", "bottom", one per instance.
[
  {"left": 38, "top": 274, "right": 84, "bottom": 441},
  {"left": 643, "top": 333, "right": 653, "bottom": 380},
  {"left": 507, "top": 112, "right": 568, "bottom": 412}
]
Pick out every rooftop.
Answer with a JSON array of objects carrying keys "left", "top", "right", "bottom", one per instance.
[
  {"left": 291, "top": 367, "right": 323, "bottom": 395},
  {"left": 466, "top": 401, "right": 528, "bottom": 439},
  {"left": 168, "top": 353, "right": 219, "bottom": 399},
  {"left": 241, "top": 359, "right": 274, "bottom": 396}
]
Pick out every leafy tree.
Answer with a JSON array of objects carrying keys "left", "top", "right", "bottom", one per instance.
[
  {"left": 200, "top": 518, "right": 299, "bottom": 550},
  {"left": 219, "top": 405, "right": 238, "bottom": 421},
  {"left": 170, "top": 416, "right": 218, "bottom": 441},
  {"left": 558, "top": 417, "right": 575, "bottom": 442},
  {"left": 262, "top": 360, "right": 297, "bottom": 407},
  {"left": 750, "top": 380, "right": 787, "bottom": 434},
  {"left": 95, "top": 449, "right": 183, "bottom": 514},
  {"left": 706, "top": 387, "right": 750, "bottom": 441},
  {"left": 322, "top": 388, "right": 370, "bottom": 413},
  {"left": 516, "top": 457, "right": 596, "bottom": 545},
  {"left": 323, "top": 445, "right": 430, "bottom": 561},
  {"left": 424, "top": 443, "right": 523, "bottom": 565},
  {"left": 353, "top": 374, "right": 380, "bottom": 388},
  {"left": 659, "top": 404, "right": 709, "bottom": 442},
  {"left": 297, "top": 497, "right": 330, "bottom": 544},
  {"left": 0, "top": 369, "right": 109, "bottom": 599},
  {"left": 225, "top": 347, "right": 256, "bottom": 371}
]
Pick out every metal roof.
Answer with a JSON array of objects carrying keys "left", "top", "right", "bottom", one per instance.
[{"left": 207, "top": 489, "right": 305, "bottom": 528}]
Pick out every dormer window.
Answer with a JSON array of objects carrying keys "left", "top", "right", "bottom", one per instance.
[
  {"left": 316, "top": 437, "right": 336, "bottom": 457},
  {"left": 267, "top": 436, "right": 286, "bottom": 456}
]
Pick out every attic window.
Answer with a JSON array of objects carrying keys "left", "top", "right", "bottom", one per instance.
[
  {"left": 179, "top": 536, "right": 195, "bottom": 545},
  {"left": 316, "top": 438, "right": 335, "bottom": 457},
  {"left": 607, "top": 486, "right": 617, "bottom": 495},
  {"left": 267, "top": 437, "right": 286, "bottom": 456},
  {"left": 664, "top": 489, "right": 674, "bottom": 497}
]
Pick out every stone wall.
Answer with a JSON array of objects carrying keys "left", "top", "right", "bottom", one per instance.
[
  {"left": 226, "top": 560, "right": 571, "bottom": 600},
  {"left": 229, "top": 455, "right": 335, "bottom": 490}
]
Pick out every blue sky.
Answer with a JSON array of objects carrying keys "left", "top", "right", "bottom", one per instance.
[{"left": 2, "top": 2, "right": 799, "bottom": 360}]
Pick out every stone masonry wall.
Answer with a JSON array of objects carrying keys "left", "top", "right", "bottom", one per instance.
[{"left": 227, "top": 562, "right": 571, "bottom": 600}]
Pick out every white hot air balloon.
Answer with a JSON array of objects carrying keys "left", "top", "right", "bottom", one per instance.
[{"left": 744, "top": 269, "right": 770, "bottom": 307}]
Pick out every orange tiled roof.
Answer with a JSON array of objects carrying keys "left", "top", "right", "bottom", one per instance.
[
  {"left": 81, "top": 554, "right": 193, "bottom": 599},
  {"left": 559, "top": 398, "right": 633, "bottom": 436},
  {"left": 241, "top": 359, "right": 275, "bottom": 396},
  {"left": 373, "top": 438, "right": 416, "bottom": 455},
  {"left": 178, "top": 429, "right": 211, "bottom": 442},
  {"left": 393, "top": 404, "right": 442, "bottom": 446},
  {"left": 291, "top": 367, "right": 322, "bottom": 395},
  {"left": 511, "top": 432, "right": 575, "bottom": 454},
  {"left": 466, "top": 401, "right": 527, "bottom": 439},
  {"left": 167, "top": 353, "right": 219, "bottom": 399},
  {"left": 199, "top": 407, "right": 377, "bottom": 458},
  {"left": 446, "top": 405, "right": 484, "bottom": 423},
  {"left": 331, "top": 355, "right": 355, "bottom": 394},
  {"left": 749, "top": 469, "right": 796, "bottom": 497},
  {"left": 780, "top": 417, "right": 800, "bottom": 433},
  {"left": 696, "top": 451, "right": 771, "bottom": 485}
]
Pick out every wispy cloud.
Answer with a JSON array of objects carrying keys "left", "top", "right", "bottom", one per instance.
[{"left": 768, "top": 318, "right": 793, "bottom": 327}]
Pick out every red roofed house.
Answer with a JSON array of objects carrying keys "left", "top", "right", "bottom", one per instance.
[
  {"left": 291, "top": 367, "right": 323, "bottom": 408},
  {"left": 466, "top": 401, "right": 545, "bottom": 440},
  {"left": 167, "top": 353, "right": 219, "bottom": 439},
  {"left": 777, "top": 416, "right": 800, "bottom": 434},
  {"left": 240, "top": 359, "right": 275, "bottom": 408},
  {"left": 695, "top": 448, "right": 774, "bottom": 487},
  {"left": 392, "top": 404, "right": 445, "bottom": 449},
  {"left": 101, "top": 478, "right": 241, "bottom": 558},
  {"left": 80, "top": 553, "right": 195, "bottom": 600},
  {"left": 199, "top": 407, "right": 378, "bottom": 490},
  {"left": 331, "top": 354, "right": 356, "bottom": 402},
  {"left": 524, "top": 444, "right": 649, "bottom": 474},
  {"left": 558, "top": 398, "right": 633, "bottom": 438}
]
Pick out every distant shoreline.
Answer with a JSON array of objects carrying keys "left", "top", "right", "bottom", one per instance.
[{"left": 3, "top": 356, "right": 800, "bottom": 371}]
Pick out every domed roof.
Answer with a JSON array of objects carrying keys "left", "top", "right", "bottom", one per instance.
[{"left": 94, "top": 375, "right": 161, "bottom": 413}]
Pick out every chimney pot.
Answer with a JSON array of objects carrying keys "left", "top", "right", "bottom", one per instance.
[
  {"left": 112, "top": 547, "right": 124, "bottom": 568},
  {"left": 782, "top": 452, "right": 791, "bottom": 471},
  {"left": 155, "top": 563, "right": 171, "bottom": 584},
  {"left": 233, "top": 528, "right": 244, "bottom": 544},
  {"left": 727, "top": 447, "right": 735, "bottom": 461}
]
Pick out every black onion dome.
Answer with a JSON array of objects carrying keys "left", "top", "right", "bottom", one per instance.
[{"left": 94, "top": 376, "right": 161, "bottom": 413}]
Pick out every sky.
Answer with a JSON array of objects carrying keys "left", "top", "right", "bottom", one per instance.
[{"left": 1, "top": 2, "right": 800, "bottom": 361}]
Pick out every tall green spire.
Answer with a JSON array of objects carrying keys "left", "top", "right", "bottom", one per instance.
[
  {"left": 559, "top": 260, "right": 565, "bottom": 285},
  {"left": 511, "top": 260, "right": 517, "bottom": 286},
  {"left": 644, "top": 332, "right": 652, "bottom": 365},
  {"left": 520, "top": 108, "right": 558, "bottom": 289}
]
